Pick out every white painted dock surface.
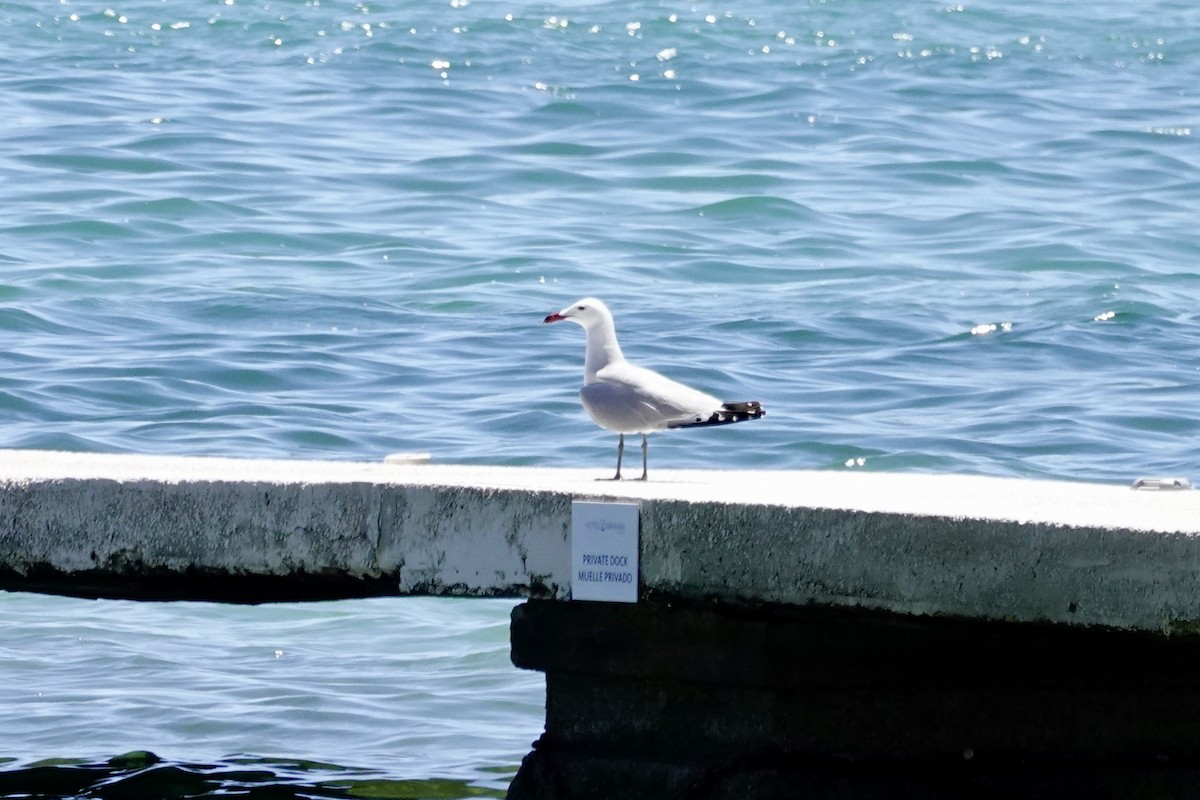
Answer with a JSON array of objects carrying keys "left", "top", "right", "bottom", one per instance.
[
  {"left": 2, "top": 450, "right": 1200, "bottom": 633},
  {"left": 1, "top": 449, "right": 1196, "bottom": 532}
]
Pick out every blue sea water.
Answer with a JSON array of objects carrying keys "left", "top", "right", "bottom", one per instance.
[
  {"left": 0, "top": 594, "right": 538, "bottom": 797},
  {"left": 0, "top": 0, "right": 1198, "bottom": 794}
]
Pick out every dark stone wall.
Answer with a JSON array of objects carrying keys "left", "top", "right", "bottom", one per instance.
[{"left": 508, "top": 599, "right": 1200, "bottom": 799}]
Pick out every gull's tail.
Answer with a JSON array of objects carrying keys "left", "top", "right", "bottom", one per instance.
[{"left": 669, "top": 401, "right": 766, "bottom": 429}]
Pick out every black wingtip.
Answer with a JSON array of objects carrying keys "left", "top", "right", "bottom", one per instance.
[{"left": 668, "top": 401, "right": 765, "bottom": 429}]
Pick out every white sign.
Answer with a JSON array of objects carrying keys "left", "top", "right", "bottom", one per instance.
[{"left": 570, "top": 501, "right": 640, "bottom": 603}]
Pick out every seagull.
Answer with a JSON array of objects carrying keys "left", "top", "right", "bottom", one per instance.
[{"left": 543, "top": 297, "right": 765, "bottom": 480}]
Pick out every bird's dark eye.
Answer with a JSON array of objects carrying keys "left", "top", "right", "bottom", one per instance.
[{"left": 577, "top": 305, "right": 586, "bottom": 311}]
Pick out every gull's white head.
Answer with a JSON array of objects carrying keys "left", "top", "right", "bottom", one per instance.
[{"left": 543, "top": 297, "right": 612, "bottom": 329}]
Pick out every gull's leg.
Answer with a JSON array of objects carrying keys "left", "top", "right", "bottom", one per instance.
[
  {"left": 636, "top": 433, "right": 649, "bottom": 481},
  {"left": 599, "top": 433, "right": 624, "bottom": 481}
]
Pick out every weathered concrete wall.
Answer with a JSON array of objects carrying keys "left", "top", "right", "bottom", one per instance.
[
  {"left": 0, "top": 451, "right": 574, "bottom": 601},
  {"left": 2, "top": 449, "right": 1200, "bottom": 633},
  {"left": 639, "top": 499, "right": 1200, "bottom": 635}
]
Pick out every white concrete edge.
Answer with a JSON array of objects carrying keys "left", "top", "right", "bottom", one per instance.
[{"left": 3, "top": 450, "right": 1200, "bottom": 634}]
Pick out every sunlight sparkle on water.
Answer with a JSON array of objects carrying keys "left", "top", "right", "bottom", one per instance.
[{"left": 970, "top": 322, "right": 1013, "bottom": 336}]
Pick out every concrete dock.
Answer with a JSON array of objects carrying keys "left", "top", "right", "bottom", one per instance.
[
  {"left": 4, "top": 449, "right": 1200, "bottom": 796},
  {"left": 2, "top": 449, "right": 1199, "bottom": 631}
]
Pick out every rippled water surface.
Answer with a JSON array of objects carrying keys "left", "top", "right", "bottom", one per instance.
[
  {"left": 1, "top": 0, "right": 1199, "bottom": 793},
  {"left": 0, "top": 593, "right": 537, "bottom": 797}
]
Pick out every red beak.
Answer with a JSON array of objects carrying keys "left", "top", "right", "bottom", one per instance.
[{"left": 543, "top": 312, "right": 565, "bottom": 323}]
